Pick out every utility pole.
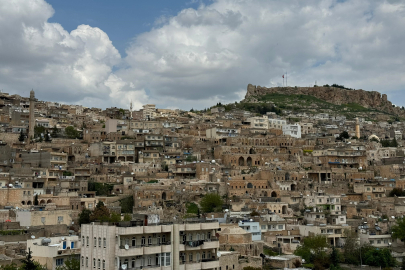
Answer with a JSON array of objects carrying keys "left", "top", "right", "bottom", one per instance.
[{"left": 286, "top": 71, "right": 288, "bottom": 87}]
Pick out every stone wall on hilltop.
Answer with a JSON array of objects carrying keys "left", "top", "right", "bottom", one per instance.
[{"left": 245, "top": 84, "right": 402, "bottom": 116}]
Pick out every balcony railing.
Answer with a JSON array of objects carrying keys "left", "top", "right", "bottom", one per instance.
[{"left": 119, "top": 242, "right": 171, "bottom": 249}]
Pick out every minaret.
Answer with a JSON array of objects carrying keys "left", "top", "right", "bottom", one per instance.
[
  {"left": 355, "top": 117, "right": 360, "bottom": 139},
  {"left": 28, "top": 90, "right": 36, "bottom": 140}
]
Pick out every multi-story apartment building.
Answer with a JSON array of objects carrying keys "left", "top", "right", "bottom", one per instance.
[
  {"left": 268, "top": 118, "right": 286, "bottom": 129},
  {"left": 246, "top": 116, "right": 269, "bottom": 130},
  {"left": 81, "top": 220, "right": 220, "bottom": 270},
  {"left": 143, "top": 104, "right": 157, "bottom": 120}
]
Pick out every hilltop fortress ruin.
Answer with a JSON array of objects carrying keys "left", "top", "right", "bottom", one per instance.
[{"left": 244, "top": 84, "right": 402, "bottom": 117}]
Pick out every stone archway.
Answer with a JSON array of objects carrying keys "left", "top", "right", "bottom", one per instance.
[
  {"left": 47, "top": 199, "right": 52, "bottom": 204},
  {"left": 40, "top": 200, "right": 46, "bottom": 205},
  {"left": 27, "top": 201, "right": 32, "bottom": 205},
  {"left": 247, "top": 183, "right": 253, "bottom": 188},
  {"left": 282, "top": 205, "right": 287, "bottom": 214},
  {"left": 291, "top": 184, "right": 297, "bottom": 191},
  {"left": 238, "top": 157, "right": 245, "bottom": 166},
  {"left": 271, "top": 191, "right": 277, "bottom": 197},
  {"left": 162, "top": 192, "right": 167, "bottom": 200},
  {"left": 21, "top": 201, "right": 26, "bottom": 205},
  {"left": 246, "top": 157, "right": 252, "bottom": 167}
]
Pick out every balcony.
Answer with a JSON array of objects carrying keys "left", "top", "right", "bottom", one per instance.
[
  {"left": 144, "top": 225, "right": 162, "bottom": 234},
  {"left": 117, "top": 242, "right": 172, "bottom": 257},
  {"left": 201, "top": 221, "right": 219, "bottom": 230},
  {"left": 201, "top": 258, "right": 220, "bottom": 269},
  {"left": 180, "top": 261, "right": 201, "bottom": 270},
  {"left": 116, "top": 245, "right": 143, "bottom": 257},
  {"left": 144, "top": 245, "right": 163, "bottom": 255}
]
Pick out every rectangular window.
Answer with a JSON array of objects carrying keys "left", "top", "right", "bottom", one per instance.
[{"left": 56, "top": 258, "right": 64, "bottom": 266}]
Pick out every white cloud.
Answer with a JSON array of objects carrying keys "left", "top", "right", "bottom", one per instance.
[
  {"left": 0, "top": 0, "right": 145, "bottom": 109},
  {"left": 1, "top": 0, "right": 405, "bottom": 110},
  {"left": 119, "top": 0, "right": 405, "bottom": 109}
]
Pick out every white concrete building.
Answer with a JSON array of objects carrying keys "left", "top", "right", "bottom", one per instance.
[
  {"left": 81, "top": 220, "right": 220, "bottom": 270},
  {"left": 282, "top": 124, "right": 301, "bottom": 138},
  {"left": 27, "top": 235, "right": 81, "bottom": 270}
]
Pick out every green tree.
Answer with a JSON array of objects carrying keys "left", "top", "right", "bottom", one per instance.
[
  {"left": 342, "top": 229, "right": 361, "bottom": 265},
  {"left": 389, "top": 188, "right": 405, "bottom": 197},
  {"left": 19, "top": 130, "right": 25, "bottom": 142},
  {"left": 65, "top": 126, "right": 78, "bottom": 139},
  {"left": 123, "top": 214, "right": 132, "bottom": 221},
  {"left": 337, "top": 131, "right": 349, "bottom": 140},
  {"left": 401, "top": 258, "right": 405, "bottom": 270},
  {"left": 34, "top": 194, "right": 39, "bottom": 206},
  {"left": 363, "top": 248, "right": 396, "bottom": 268},
  {"left": 392, "top": 216, "right": 405, "bottom": 243},
  {"left": 330, "top": 246, "right": 340, "bottom": 268},
  {"left": 1, "top": 263, "right": 18, "bottom": 270},
  {"left": 20, "top": 248, "right": 46, "bottom": 270},
  {"left": 200, "top": 193, "right": 223, "bottom": 213},
  {"left": 90, "top": 202, "right": 111, "bottom": 222},
  {"left": 186, "top": 202, "right": 199, "bottom": 214},
  {"left": 51, "top": 126, "right": 59, "bottom": 138},
  {"left": 109, "top": 212, "right": 121, "bottom": 222},
  {"left": 119, "top": 196, "right": 134, "bottom": 213},
  {"left": 34, "top": 126, "right": 45, "bottom": 138},
  {"left": 55, "top": 256, "right": 80, "bottom": 270},
  {"left": 294, "top": 235, "right": 329, "bottom": 267},
  {"left": 78, "top": 209, "right": 92, "bottom": 225}
]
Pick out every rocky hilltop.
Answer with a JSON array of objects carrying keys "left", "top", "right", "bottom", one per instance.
[{"left": 244, "top": 84, "right": 402, "bottom": 117}]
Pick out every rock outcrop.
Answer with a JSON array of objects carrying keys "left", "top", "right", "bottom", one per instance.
[{"left": 244, "top": 84, "right": 402, "bottom": 116}]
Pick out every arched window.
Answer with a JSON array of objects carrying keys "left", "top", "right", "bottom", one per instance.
[
  {"left": 98, "top": 237, "right": 101, "bottom": 247},
  {"left": 98, "top": 259, "right": 100, "bottom": 269},
  {"left": 85, "top": 257, "right": 88, "bottom": 267},
  {"left": 86, "top": 236, "right": 89, "bottom": 246},
  {"left": 93, "top": 258, "right": 96, "bottom": 268},
  {"left": 81, "top": 256, "right": 84, "bottom": 266},
  {"left": 103, "top": 238, "right": 106, "bottom": 248},
  {"left": 102, "top": 260, "right": 105, "bottom": 270}
]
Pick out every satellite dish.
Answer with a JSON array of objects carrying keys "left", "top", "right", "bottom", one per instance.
[
  {"left": 217, "top": 252, "right": 221, "bottom": 257},
  {"left": 122, "top": 265, "right": 127, "bottom": 270},
  {"left": 31, "top": 235, "right": 35, "bottom": 239},
  {"left": 124, "top": 244, "right": 129, "bottom": 250}
]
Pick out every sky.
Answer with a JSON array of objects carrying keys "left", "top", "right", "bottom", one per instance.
[{"left": 0, "top": 0, "right": 404, "bottom": 110}]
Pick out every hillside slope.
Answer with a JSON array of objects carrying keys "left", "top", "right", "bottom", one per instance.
[{"left": 242, "top": 84, "right": 403, "bottom": 120}]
